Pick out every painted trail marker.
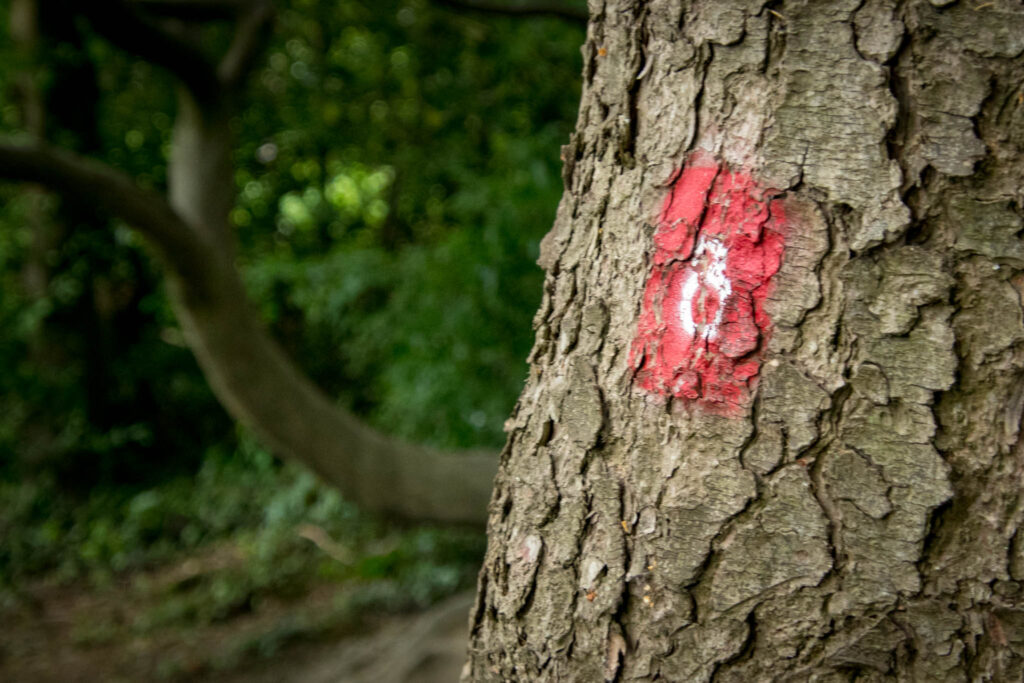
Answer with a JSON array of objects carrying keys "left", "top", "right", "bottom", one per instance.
[{"left": 630, "top": 153, "right": 786, "bottom": 414}]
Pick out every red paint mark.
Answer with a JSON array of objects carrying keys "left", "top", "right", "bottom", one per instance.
[{"left": 629, "top": 152, "right": 787, "bottom": 414}]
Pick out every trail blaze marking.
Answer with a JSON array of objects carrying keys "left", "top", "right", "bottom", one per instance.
[{"left": 629, "top": 152, "right": 787, "bottom": 414}]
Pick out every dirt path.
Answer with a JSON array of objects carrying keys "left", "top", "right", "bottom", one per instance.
[
  {"left": 3, "top": 581, "right": 475, "bottom": 683},
  {"left": 249, "top": 591, "right": 472, "bottom": 683},
  {"left": 1, "top": 581, "right": 474, "bottom": 683}
]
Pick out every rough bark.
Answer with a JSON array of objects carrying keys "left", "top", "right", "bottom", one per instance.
[
  {"left": 467, "top": 0, "right": 1024, "bottom": 679},
  {"left": 0, "top": 1, "right": 497, "bottom": 525}
]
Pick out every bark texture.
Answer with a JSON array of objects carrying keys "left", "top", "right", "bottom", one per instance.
[{"left": 467, "top": 0, "right": 1024, "bottom": 679}]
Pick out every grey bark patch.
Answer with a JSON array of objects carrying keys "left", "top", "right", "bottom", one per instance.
[
  {"left": 867, "top": 305, "right": 956, "bottom": 401},
  {"left": 830, "top": 400, "right": 953, "bottom": 608},
  {"left": 917, "top": 112, "right": 987, "bottom": 177},
  {"left": 522, "top": 569, "right": 576, "bottom": 652},
  {"left": 948, "top": 196, "right": 1024, "bottom": 267},
  {"left": 869, "top": 246, "right": 953, "bottom": 336},
  {"left": 580, "top": 557, "right": 607, "bottom": 590},
  {"left": 841, "top": 255, "right": 887, "bottom": 338},
  {"left": 557, "top": 305, "right": 582, "bottom": 356},
  {"left": 853, "top": 0, "right": 904, "bottom": 63},
  {"left": 741, "top": 426, "right": 784, "bottom": 476},
  {"left": 829, "top": 503, "right": 926, "bottom": 607},
  {"left": 655, "top": 457, "right": 757, "bottom": 586},
  {"left": 541, "top": 486, "right": 586, "bottom": 570},
  {"left": 704, "top": 466, "right": 832, "bottom": 614},
  {"left": 824, "top": 617, "right": 907, "bottom": 673},
  {"left": 749, "top": 590, "right": 830, "bottom": 662},
  {"left": 560, "top": 357, "right": 604, "bottom": 449},
  {"left": 578, "top": 302, "right": 610, "bottom": 355},
  {"left": 843, "top": 403, "right": 951, "bottom": 502},
  {"left": 538, "top": 195, "right": 575, "bottom": 272},
  {"left": 603, "top": 627, "right": 627, "bottom": 682},
  {"left": 761, "top": 1, "right": 909, "bottom": 251},
  {"left": 952, "top": 271, "right": 1024, "bottom": 365},
  {"left": 898, "top": 600, "right": 965, "bottom": 679},
  {"left": 635, "top": 52, "right": 701, "bottom": 171},
  {"left": 904, "top": 40, "right": 991, "bottom": 177},
  {"left": 755, "top": 361, "right": 831, "bottom": 459},
  {"left": 764, "top": 197, "right": 829, "bottom": 333},
  {"left": 656, "top": 618, "right": 749, "bottom": 682},
  {"left": 498, "top": 531, "right": 544, "bottom": 617},
  {"left": 850, "top": 362, "right": 890, "bottom": 406},
  {"left": 915, "top": 1, "right": 1024, "bottom": 58},
  {"left": 683, "top": 0, "right": 749, "bottom": 46},
  {"left": 822, "top": 447, "right": 893, "bottom": 519},
  {"left": 856, "top": 201, "right": 912, "bottom": 253}
]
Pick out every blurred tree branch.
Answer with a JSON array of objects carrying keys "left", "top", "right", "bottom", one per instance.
[
  {"left": 218, "top": 0, "right": 275, "bottom": 87},
  {"left": 0, "top": 134, "right": 500, "bottom": 524},
  {"left": 0, "top": 0, "right": 500, "bottom": 525},
  {"left": 0, "top": 141, "right": 212, "bottom": 289}
]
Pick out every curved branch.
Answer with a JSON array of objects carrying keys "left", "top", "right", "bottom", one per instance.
[
  {"left": 0, "top": 140, "right": 213, "bottom": 286},
  {"left": 0, "top": 139, "right": 498, "bottom": 525},
  {"left": 434, "top": 0, "right": 588, "bottom": 23},
  {"left": 168, "top": 267, "right": 500, "bottom": 524},
  {"left": 218, "top": 0, "right": 275, "bottom": 87},
  {"left": 1, "top": 4, "right": 498, "bottom": 525}
]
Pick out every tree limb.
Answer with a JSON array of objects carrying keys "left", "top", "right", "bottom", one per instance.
[
  {"left": 0, "top": 138, "right": 498, "bottom": 525},
  {"left": 218, "top": 0, "right": 275, "bottom": 87},
  {"left": 0, "top": 140, "right": 213, "bottom": 289},
  {"left": 78, "top": 1, "right": 221, "bottom": 105},
  {"left": 2, "top": 3, "right": 499, "bottom": 526},
  {"left": 435, "top": 0, "right": 588, "bottom": 23}
]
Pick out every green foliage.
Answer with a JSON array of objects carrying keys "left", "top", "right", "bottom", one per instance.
[
  {"left": 1, "top": 437, "right": 484, "bottom": 679},
  {"left": 237, "top": 0, "right": 582, "bottom": 446},
  {"left": 0, "top": 19, "right": 230, "bottom": 489},
  {"left": 1, "top": 436, "right": 484, "bottom": 608},
  {"left": 0, "top": 1, "right": 581, "bottom": 674},
  {"left": 0, "top": 0, "right": 583, "bottom": 486},
  {"left": 0, "top": 1, "right": 581, "bottom": 658}
]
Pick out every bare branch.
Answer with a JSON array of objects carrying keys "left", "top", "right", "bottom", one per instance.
[
  {"left": 218, "top": 0, "right": 275, "bottom": 87},
  {"left": 0, "top": 140, "right": 213, "bottom": 288},
  {"left": 78, "top": 1, "right": 221, "bottom": 105},
  {"left": 435, "top": 0, "right": 588, "bottom": 23}
]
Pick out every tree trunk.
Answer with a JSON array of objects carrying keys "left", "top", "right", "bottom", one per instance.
[{"left": 467, "top": 0, "right": 1024, "bottom": 679}]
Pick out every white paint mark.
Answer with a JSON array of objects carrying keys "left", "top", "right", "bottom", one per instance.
[
  {"left": 678, "top": 235, "right": 732, "bottom": 341},
  {"left": 581, "top": 557, "right": 606, "bottom": 589},
  {"left": 679, "top": 271, "right": 700, "bottom": 336},
  {"left": 638, "top": 507, "right": 657, "bottom": 535},
  {"left": 521, "top": 534, "right": 543, "bottom": 564}
]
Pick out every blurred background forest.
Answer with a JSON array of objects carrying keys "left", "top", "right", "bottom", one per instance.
[{"left": 0, "top": 0, "right": 583, "bottom": 678}]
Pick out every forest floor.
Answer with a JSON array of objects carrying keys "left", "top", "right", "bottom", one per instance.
[
  {"left": 1, "top": 456, "right": 483, "bottom": 683},
  {"left": 0, "top": 548, "right": 473, "bottom": 683}
]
